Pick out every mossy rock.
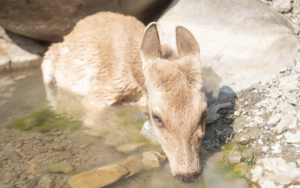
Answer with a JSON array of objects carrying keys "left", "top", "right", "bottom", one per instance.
[
  {"left": 224, "top": 149, "right": 242, "bottom": 155},
  {"left": 232, "top": 162, "right": 249, "bottom": 178}
]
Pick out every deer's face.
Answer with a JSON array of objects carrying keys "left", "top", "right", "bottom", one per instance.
[{"left": 140, "top": 23, "right": 207, "bottom": 183}]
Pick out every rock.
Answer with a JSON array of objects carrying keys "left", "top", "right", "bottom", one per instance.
[
  {"left": 207, "top": 102, "right": 233, "bottom": 123},
  {"left": 271, "top": 91, "right": 281, "bottom": 99},
  {"left": 0, "top": 0, "right": 168, "bottom": 42},
  {"left": 50, "top": 144, "right": 65, "bottom": 152},
  {"left": 234, "top": 128, "right": 261, "bottom": 144},
  {"left": 36, "top": 175, "right": 52, "bottom": 188},
  {"left": 274, "top": 114, "right": 295, "bottom": 134},
  {"left": 25, "top": 177, "right": 40, "bottom": 188},
  {"left": 55, "top": 151, "right": 73, "bottom": 160},
  {"left": 42, "top": 137, "right": 53, "bottom": 142},
  {"left": 271, "top": 143, "right": 282, "bottom": 154},
  {"left": 272, "top": 0, "right": 292, "bottom": 13},
  {"left": 4, "top": 151, "right": 22, "bottom": 162},
  {"left": 29, "top": 162, "right": 40, "bottom": 171},
  {"left": 267, "top": 109, "right": 281, "bottom": 120},
  {"left": 47, "top": 162, "right": 74, "bottom": 174},
  {"left": 140, "top": 120, "right": 159, "bottom": 144},
  {"left": 158, "top": 0, "right": 298, "bottom": 100},
  {"left": 285, "top": 131, "right": 300, "bottom": 143},
  {"left": 279, "top": 74, "right": 300, "bottom": 91},
  {"left": 248, "top": 157, "right": 300, "bottom": 188},
  {"left": 0, "top": 27, "right": 46, "bottom": 72},
  {"left": 142, "top": 151, "right": 161, "bottom": 170},
  {"left": 68, "top": 156, "right": 143, "bottom": 188},
  {"left": 279, "top": 102, "right": 297, "bottom": 114},
  {"left": 224, "top": 153, "right": 242, "bottom": 164},
  {"left": 117, "top": 143, "right": 146, "bottom": 154},
  {"left": 232, "top": 163, "right": 249, "bottom": 177}
]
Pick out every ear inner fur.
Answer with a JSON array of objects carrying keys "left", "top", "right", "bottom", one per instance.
[
  {"left": 140, "top": 23, "right": 162, "bottom": 60},
  {"left": 176, "top": 26, "right": 200, "bottom": 57}
]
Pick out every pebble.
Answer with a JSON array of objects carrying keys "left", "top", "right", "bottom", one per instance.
[
  {"left": 36, "top": 175, "right": 52, "bottom": 188},
  {"left": 267, "top": 113, "right": 282, "bottom": 126},
  {"left": 224, "top": 153, "right": 242, "bottom": 164},
  {"left": 274, "top": 114, "right": 295, "bottom": 134},
  {"left": 117, "top": 143, "right": 146, "bottom": 154},
  {"left": 142, "top": 151, "right": 161, "bottom": 170},
  {"left": 47, "top": 162, "right": 74, "bottom": 174}
]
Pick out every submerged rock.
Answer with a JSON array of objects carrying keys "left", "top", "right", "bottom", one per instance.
[
  {"left": 142, "top": 151, "right": 166, "bottom": 170},
  {"left": 68, "top": 156, "right": 143, "bottom": 188},
  {"left": 224, "top": 153, "right": 242, "bottom": 164},
  {"left": 47, "top": 162, "right": 74, "bottom": 174},
  {"left": 248, "top": 157, "right": 300, "bottom": 188},
  {"left": 117, "top": 143, "right": 146, "bottom": 154}
]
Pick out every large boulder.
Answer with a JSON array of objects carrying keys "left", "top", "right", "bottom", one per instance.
[
  {"left": 0, "top": 27, "right": 47, "bottom": 72},
  {"left": 0, "top": 0, "right": 170, "bottom": 42},
  {"left": 158, "top": 0, "right": 299, "bottom": 101}
]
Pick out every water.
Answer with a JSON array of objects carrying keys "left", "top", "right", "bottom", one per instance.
[{"left": 0, "top": 69, "right": 248, "bottom": 188}]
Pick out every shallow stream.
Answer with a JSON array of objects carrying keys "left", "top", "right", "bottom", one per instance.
[{"left": 0, "top": 69, "right": 249, "bottom": 188}]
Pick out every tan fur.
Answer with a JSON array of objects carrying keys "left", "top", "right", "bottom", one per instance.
[{"left": 42, "top": 12, "right": 207, "bottom": 183}]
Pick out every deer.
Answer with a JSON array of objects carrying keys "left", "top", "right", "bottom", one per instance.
[{"left": 42, "top": 12, "right": 207, "bottom": 183}]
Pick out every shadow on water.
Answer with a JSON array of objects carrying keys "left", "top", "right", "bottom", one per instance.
[{"left": 0, "top": 69, "right": 250, "bottom": 188}]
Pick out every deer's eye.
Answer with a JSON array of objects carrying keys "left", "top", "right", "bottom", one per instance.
[{"left": 152, "top": 113, "right": 164, "bottom": 127}]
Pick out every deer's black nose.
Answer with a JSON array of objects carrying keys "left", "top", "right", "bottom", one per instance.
[{"left": 174, "top": 172, "right": 200, "bottom": 183}]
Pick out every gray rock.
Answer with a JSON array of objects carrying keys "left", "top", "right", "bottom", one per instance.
[
  {"left": 272, "top": 0, "right": 292, "bottom": 13},
  {"left": 279, "top": 102, "right": 297, "bottom": 114},
  {"left": 25, "top": 177, "right": 40, "bottom": 188},
  {"left": 274, "top": 114, "right": 295, "bottom": 134},
  {"left": 158, "top": 0, "right": 298, "bottom": 100},
  {"left": 285, "top": 131, "right": 300, "bottom": 143},
  {"left": 224, "top": 154, "right": 242, "bottom": 164},
  {"left": 267, "top": 113, "right": 282, "bottom": 126},
  {"left": 0, "top": 0, "right": 168, "bottom": 42},
  {"left": 279, "top": 74, "right": 300, "bottom": 91},
  {"left": 248, "top": 157, "right": 300, "bottom": 188},
  {"left": 0, "top": 27, "right": 46, "bottom": 72},
  {"left": 36, "top": 175, "right": 52, "bottom": 188}
]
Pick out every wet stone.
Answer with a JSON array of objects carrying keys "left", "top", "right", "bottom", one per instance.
[
  {"left": 142, "top": 151, "right": 161, "bottom": 170},
  {"left": 68, "top": 156, "right": 143, "bottom": 188},
  {"left": 224, "top": 153, "right": 242, "bottom": 164},
  {"left": 117, "top": 143, "right": 146, "bottom": 154},
  {"left": 47, "top": 162, "right": 74, "bottom": 174}
]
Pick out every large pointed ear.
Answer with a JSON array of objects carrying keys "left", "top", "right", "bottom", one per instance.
[
  {"left": 140, "top": 22, "right": 162, "bottom": 64},
  {"left": 176, "top": 26, "right": 199, "bottom": 57}
]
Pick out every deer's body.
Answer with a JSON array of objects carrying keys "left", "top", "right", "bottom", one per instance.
[
  {"left": 43, "top": 12, "right": 146, "bottom": 107},
  {"left": 42, "top": 12, "right": 207, "bottom": 183}
]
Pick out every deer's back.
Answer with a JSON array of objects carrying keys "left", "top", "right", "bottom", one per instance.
[{"left": 43, "top": 12, "right": 145, "bottom": 100}]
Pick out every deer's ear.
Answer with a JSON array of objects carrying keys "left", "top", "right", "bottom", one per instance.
[
  {"left": 176, "top": 26, "right": 199, "bottom": 57},
  {"left": 140, "top": 23, "right": 162, "bottom": 63}
]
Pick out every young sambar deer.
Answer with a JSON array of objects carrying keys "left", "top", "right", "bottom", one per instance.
[{"left": 42, "top": 12, "right": 207, "bottom": 183}]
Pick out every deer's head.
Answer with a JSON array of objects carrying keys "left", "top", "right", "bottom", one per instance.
[{"left": 140, "top": 23, "right": 207, "bottom": 183}]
